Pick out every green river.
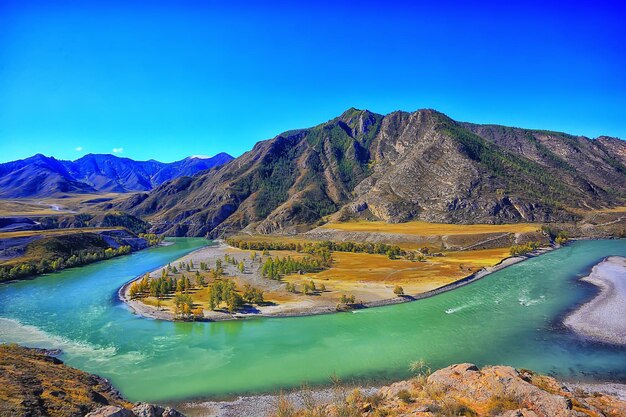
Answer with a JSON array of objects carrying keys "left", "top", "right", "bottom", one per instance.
[{"left": 0, "top": 238, "right": 625, "bottom": 402}]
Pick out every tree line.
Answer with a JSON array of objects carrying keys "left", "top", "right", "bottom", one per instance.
[
  {"left": 0, "top": 245, "right": 132, "bottom": 282},
  {"left": 227, "top": 238, "right": 411, "bottom": 260},
  {"left": 229, "top": 238, "right": 402, "bottom": 255}
]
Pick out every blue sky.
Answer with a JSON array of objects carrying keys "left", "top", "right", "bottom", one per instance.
[{"left": 0, "top": 1, "right": 624, "bottom": 163}]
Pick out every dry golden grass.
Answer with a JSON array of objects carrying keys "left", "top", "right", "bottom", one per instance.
[
  {"left": 294, "top": 247, "right": 510, "bottom": 295},
  {"left": 227, "top": 237, "right": 513, "bottom": 301},
  {"left": 238, "top": 246, "right": 499, "bottom": 301},
  {"left": 0, "top": 200, "right": 60, "bottom": 216},
  {"left": 0, "top": 193, "right": 129, "bottom": 216},
  {"left": 320, "top": 220, "right": 539, "bottom": 235},
  {"left": 566, "top": 205, "right": 626, "bottom": 215},
  {"left": 228, "top": 234, "right": 314, "bottom": 245},
  {"left": 588, "top": 205, "right": 626, "bottom": 213},
  {"left": 0, "top": 227, "right": 123, "bottom": 239}
]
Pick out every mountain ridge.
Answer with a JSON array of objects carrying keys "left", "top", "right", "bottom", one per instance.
[
  {"left": 0, "top": 152, "right": 234, "bottom": 198},
  {"left": 118, "top": 108, "right": 626, "bottom": 237}
]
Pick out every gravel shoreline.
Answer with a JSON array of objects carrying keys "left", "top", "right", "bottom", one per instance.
[
  {"left": 173, "top": 385, "right": 379, "bottom": 417},
  {"left": 564, "top": 256, "right": 626, "bottom": 345}
]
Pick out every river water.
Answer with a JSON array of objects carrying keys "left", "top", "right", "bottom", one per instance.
[{"left": 0, "top": 238, "right": 625, "bottom": 402}]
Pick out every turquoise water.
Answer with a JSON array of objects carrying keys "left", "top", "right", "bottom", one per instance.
[{"left": 0, "top": 238, "right": 625, "bottom": 402}]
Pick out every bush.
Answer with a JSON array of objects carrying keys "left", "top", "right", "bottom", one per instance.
[
  {"left": 397, "top": 389, "right": 413, "bottom": 403},
  {"left": 269, "top": 393, "right": 296, "bottom": 417}
]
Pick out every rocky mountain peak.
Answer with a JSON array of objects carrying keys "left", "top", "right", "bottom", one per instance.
[{"left": 119, "top": 108, "right": 626, "bottom": 237}]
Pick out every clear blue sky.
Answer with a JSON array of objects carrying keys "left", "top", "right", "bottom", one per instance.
[{"left": 0, "top": 0, "right": 624, "bottom": 163}]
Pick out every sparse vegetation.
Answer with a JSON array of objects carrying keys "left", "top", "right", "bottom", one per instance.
[
  {"left": 139, "top": 233, "right": 164, "bottom": 246},
  {"left": 396, "top": 389, "right": 413, "bottom": 403},
  {"left": 509, "top": 241, "right": 540, "bottom": 256},
  {"left": 320, "top": 221, "right": 539, "bottom": 236}
]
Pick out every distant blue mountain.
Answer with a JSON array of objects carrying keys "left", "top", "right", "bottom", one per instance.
[{"left": 0, "top": 153, "right": 233, "bottom": 198}]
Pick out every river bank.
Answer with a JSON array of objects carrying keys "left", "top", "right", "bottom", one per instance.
[
  {"left": 119, "top": 241, "right": 556, "bottom": 322},
  {"left": 170, "top": 364, "right": 626, "bottom": 417},
  {"left": 564, "top": 256, "right": 626, "bottom": 345}
]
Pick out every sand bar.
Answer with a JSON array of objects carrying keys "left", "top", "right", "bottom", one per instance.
[{"left": 565, "top": 256, "right": 626, "bottom": 345}]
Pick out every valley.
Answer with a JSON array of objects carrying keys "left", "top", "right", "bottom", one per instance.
[
  {"left": 1, "top": 109, "right": 625, "bottom": 416},
  {"left": 3, "top": 2, "right": 625, "bottom": 415}
]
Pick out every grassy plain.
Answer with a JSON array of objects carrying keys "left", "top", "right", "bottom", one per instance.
[
  {"left": 0, "top": 193, "right": 129, "bottom": 216},
  {"left": 319, "top": 220, "right": 539, "bottom": 235},
  {"left": 284, "top": 247, "right": 511, "bottom": 297},
  {"left": 0, "top": 227, "right": 123, "bottom": 239}
]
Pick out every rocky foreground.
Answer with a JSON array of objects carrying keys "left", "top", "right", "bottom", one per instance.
[
  {"left": 2, "top": 344, "right": 625, "bottom": 417},
  {"left": 258, "top": 363, "right": 626, "bottom": 417},
  {"left": 0, "top": 344, "right": 184, "bottom": 417}
]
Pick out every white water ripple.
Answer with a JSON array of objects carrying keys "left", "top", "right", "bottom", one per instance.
[{"left": 0, "top": 317, "right": 117, "bottom": 359}]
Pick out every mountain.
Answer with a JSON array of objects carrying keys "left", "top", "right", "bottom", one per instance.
[
  {"left": 0, "top": 153, "right": 233, "bottom": 198},
  {"left": 122, "top": 108, "right": 626, "bottom": 237},
  {"left": 0, "top": 154, "right": 97, "bottom": 198}
]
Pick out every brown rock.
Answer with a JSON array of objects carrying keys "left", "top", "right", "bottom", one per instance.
[{"left": 132, "top": 403, "right": 166, "bottom": 417}]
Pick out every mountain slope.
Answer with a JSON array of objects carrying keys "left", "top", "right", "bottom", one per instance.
[
  {"left": 123, "top": 108, "right": 626, "bottom": 237},
  {"left": 0, "top": 154, "right": 96, "bottom": 198},
  {"left": 0, "top": 153, "right": 233, "bottom": 198}
]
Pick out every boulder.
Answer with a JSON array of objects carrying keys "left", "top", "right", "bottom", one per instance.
[
  {"left": 162, "top": 407, "right": 186, "bottom": 417},
  {"left": 132, "top": 403, "right": 166, "bottom": 417}
]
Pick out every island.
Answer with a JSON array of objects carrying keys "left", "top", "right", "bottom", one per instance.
[{"left": 120, "top": 221, "right": 555, "bottom": 321}]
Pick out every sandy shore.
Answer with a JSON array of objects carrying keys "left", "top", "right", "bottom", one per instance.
[
  {"left": 564, "top": 256, "right": 626, "bottom": 345},
  {"left": 120, "top": 240, "right": 555, "bottom": 322}
]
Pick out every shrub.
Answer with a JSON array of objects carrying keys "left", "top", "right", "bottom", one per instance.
[
  {"left": 270, "top": 393, "right": 296, "bottom": 417},
  {"left": 397, "top": 389, "right": 413, "bottom": 403},
  {"left": 435, "top": 398, "right": 478, "bottom": 417}
]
